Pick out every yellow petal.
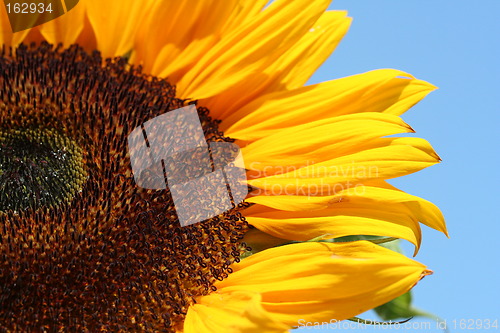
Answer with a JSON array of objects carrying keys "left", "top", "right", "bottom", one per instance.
[
  {"left": 36, "top": 2, "right": 85, "bottom": 48},
  {"left": 279, "top": 11, "right": 352, "bottom": 90},
  {"left": 135, "top": 0, "right": 269, "bottom": 79},
  {"left": 85, "top": 0, "right": 152, "bottom": 58},
  {"left": 222, "top": 69, "right": 436, "bottom": 137},
  {"left": 247, "top": 184, "right": 447, "bottom": 237},
  {"left": 153, "top": 35, "right": 218, "bottom": 83},
  {"left": 215, "top": 241, "right": 431, "bottom": 326},
  {"left": 184, "top": 291, "right": 288, "bottom": 333},
  {"left": 244, "top": 202, "right": 422, "bottom": 252},
  {"left": 0, "top": 7, "right": 31, "bottom": 47},
  {"left": 246, "top": 137, "right": 440, "bottom": 190},
  {"left": 223, "top": 0, "right": 275, "bottom": 32},
  {"left": 176, "top": 0, "right": 331, "bottom": 101},
  {"left": 200, "top": 11, "right": 351, "bottom": 119},
  {"left": 135, "top": 0, "right": 244, "bottom": 78},
  {"left": 366, "top": 180, "right": 448, "bottom": 235},
  {"left": 241, "top": 112, "right": 414, "bottom": 170}
]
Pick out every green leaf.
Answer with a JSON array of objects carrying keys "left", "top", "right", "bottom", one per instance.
[
  {"left": 348, "top": 316, "right": 413, "bottom": 325},
  {"left": 331, "top": 235, "right": 378, "bottom": 242},
  {"left": 374, "top": 291, "right": 440, "bottom": 322},
  {"left": 332, "top": 235, "right": 400, "bottom": 247}
]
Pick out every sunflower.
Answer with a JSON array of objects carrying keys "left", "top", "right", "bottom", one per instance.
[{"left": 0, "top": 1, "right": 447, "bottom": 332}]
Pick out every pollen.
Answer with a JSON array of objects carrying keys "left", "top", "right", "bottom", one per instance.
[{"left": 0, "top": 43, "right": 249, "bottom": 332}]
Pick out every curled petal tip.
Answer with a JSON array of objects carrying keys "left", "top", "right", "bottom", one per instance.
[
  {"left": 402, "top": 121, "right": 415, "bottom": 133},
  {"left": 422, "top": 269, "right": 433, "bottom": 278},
  {"left": 411, "top": 269, "right": 433, "bottom": 288}
]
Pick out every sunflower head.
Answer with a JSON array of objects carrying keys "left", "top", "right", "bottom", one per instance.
[{"left": 0, "top": 1, "right": 447, "bottom": 332}]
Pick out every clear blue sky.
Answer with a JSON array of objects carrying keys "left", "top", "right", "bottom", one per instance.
[{"left": 299, "top": 1, "right": 499, "bottom": 332}]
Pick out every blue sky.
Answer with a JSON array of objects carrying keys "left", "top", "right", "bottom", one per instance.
[{"left": 299, "top": 1, "right": 499, "bottom": 332}]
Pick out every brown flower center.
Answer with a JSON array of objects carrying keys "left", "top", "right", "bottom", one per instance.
[{"left": 0, "top": 43, "right": 249, "bottom": 332}]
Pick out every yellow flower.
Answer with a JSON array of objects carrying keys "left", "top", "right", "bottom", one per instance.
[{"left": 0, "top": 0, "right": 447, "bottom": 332}]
